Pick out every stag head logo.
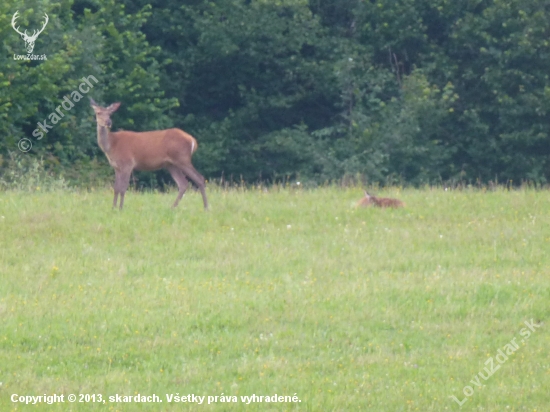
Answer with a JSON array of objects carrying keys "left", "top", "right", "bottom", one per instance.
[{"left": 11, "top": 10, "right": 49, "bottom": 54}]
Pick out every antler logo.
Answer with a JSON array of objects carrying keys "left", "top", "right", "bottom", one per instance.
[{"left": 11, "top": 10, "right": 49, "bottom": 54}]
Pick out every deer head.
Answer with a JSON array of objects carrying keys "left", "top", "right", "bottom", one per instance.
[
  {"left": 90, "top": 98, "right": 120, "bottom": 129},
  {"left": 12, "top": 11, "right": 49, "bottom": 54}
]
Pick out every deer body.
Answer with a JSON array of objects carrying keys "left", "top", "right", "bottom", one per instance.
[
  {"left": 358, "top": 191, "right": 404, "bottom": 208},
  {"left": 99, "top": 129, "right": 196, "bottom": 171},
  {"left": 91, "top": 99, "right": 208, "bottom": 210}
]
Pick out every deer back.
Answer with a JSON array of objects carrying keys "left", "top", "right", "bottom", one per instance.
[
  {"left": 357, "top": 193, "right": 404, "bottom": 208},
  {"left": 375, "top": 197, "right": 404, "bottom": 208}
]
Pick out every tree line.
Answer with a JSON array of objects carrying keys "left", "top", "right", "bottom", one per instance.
[{"left": 1, "top": 0, "right": 549, "bottom": 186}]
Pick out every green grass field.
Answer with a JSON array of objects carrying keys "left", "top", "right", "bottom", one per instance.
[{"left": 1, "top": 186, "right": 549, "bottom": 411}]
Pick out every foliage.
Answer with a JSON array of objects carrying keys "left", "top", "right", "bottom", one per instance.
[
  {"left": 1, "top": 0, "right": 177, "bottom": 174},
  {"left": 1, "top": 0, "right": 550, "bottom": 185},
  {"left": 0, "top": 152, "right": 68, "bottom": 191}
]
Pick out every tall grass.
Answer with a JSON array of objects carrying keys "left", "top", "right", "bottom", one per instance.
[
  {"left": 0, "top": 186, "right": 548, "bottom": 411},
  {"left": 0, "top": 153, "right": 68, "bottom": 192}
]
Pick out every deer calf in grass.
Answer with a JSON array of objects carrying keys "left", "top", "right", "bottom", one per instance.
[
  {"left": 90, "top": 99, "right": 208, "bottom": 210},
  {"left": 357, "top": 191, "right": 404, "bottom": 208}
]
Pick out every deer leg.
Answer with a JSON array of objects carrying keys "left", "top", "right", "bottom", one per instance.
[
  {"left": 113, "top": 171, "right": 121, "bottom": 208},
  {"left": 117, "top": 170, "right": 132, "bottom": 210},
  {"left": 167, "top": 165, "right": 189, "bottom": 208},
  {"left": 178, "top": 164, "right": 209, "bottom": 210}
]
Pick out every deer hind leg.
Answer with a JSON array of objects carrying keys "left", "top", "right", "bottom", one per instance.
[
  {"left": 167, "top": 165, "right": 189, "bottom": 208},
  {"left": 178, "top": 163, "right": 209, "bottom": 210},
  {"left": 114, "top": 169, "right": 132, "bottom": 210}
]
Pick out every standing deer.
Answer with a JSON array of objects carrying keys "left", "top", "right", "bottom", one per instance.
[
  {"left": 357, "top": 191, "right": 404, "bottom": 208},
  {"left": 90, "top": 99, "right": 208, "bottom": 210},
  {"left": 11, "top": 11, "right": 49, "bottom": 54}
]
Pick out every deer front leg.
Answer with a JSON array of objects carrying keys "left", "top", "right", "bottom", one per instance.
[
  {"left": 113, "top": 169, "right": 132, "bottom": 210},
  {"left": 113, "top": 171, "right": 121, "bottom": 209},
  {"left": 117, "top": 170, "right": 132, "bottom": 210}
]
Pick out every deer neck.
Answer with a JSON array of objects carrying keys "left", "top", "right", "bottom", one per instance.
[{"left": 97, "top": 124, "right": 112, "bottom": 154}]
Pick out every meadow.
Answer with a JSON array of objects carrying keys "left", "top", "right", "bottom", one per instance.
[{"left": 0, "top": 186, "right": 549, "bottom": 411}]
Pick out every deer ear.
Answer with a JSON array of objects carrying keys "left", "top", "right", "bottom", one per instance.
[
  {"left": 89, "top": 97, "right": 98, "bottom": 108},
  {"left": 107, "top": 102, "right": 121, "bottom": 113}
]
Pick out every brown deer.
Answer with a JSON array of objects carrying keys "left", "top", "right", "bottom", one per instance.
[
  {"left": 357, "top": 191, "right": 404, "bottom": 208},
  {"left": 90, "top": 99, "right": 208, "bottom": 210}
]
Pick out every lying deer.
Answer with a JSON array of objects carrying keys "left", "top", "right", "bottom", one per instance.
[
  {"left": 90, "top": 99, "right": 208, "bottom": 210},
  {"left": 357, "top": 191, "right": 404, "bottom": 208}
]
